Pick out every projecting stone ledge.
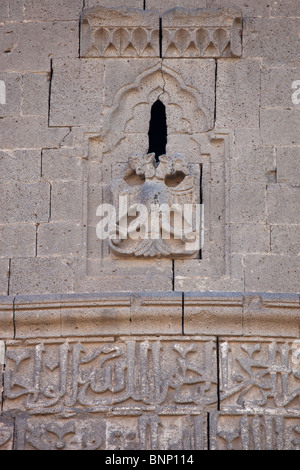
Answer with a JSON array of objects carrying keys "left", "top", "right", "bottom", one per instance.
[
  {"left": 0, "top": 291, "right": 299, "bottom": 339},
  {"left": 80, "top": 5, "right": 242, "bottom": 59}
]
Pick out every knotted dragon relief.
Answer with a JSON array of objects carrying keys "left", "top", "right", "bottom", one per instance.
[{"left": 105, "top": 153, "right": 202, "bottom": 258}]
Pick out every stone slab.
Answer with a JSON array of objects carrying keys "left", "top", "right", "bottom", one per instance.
[
  {"left": 50, "top": 181, "right": 83, "bottom": 222},
  {"left": 267, "top": 184, "right": 300, "bottom": 224},
  {"left": 0, "top": 150, "right": 41, "bottom": 183},
  {"left": 0, "top": 259, "right": 9, "bottom": 296},
  {"left": 210, "top": 411, "right": 300, "bottom": 450},
  {"left": 0, "top": 22, "right": 79, "bottom": 73},
  {"left": 219, "top": 337, "right": 300, "bottom": 413},
  {"left": 10, "top": 257, "right": 74, "bottom": 295},
  {"left": 0, "top": 182, "right": 49, "bottom": 224},
  {"left": 230, "top": 144, "right": 276, "bottom": 183},
  {"left": 0, "top": 73, "right": 22, "bottom": 117},
  {"left": 243, "top": 18, "right": 300, "bottom": 66},
  {"left": 229, "top": 183, "right": 266, "bottom": 224},
  {"left": 0, "top": 224, "right": 36, "bottom": 258},
  {"left": 271, "top": 225, "right": 300, "bottom": 256},
  {"left": 216, "top": 59, "right": 260, "bottom": 129},
  {"left": 147, "top": 1, "right": 207, "bottom": 14},
  {"left": 261, "top": 67, "right": 300, "bottom": 108},
  {"left": 13, "top": 412, "right": 208, "bottom": 450},
  {"left": 230, "top": 223, "right": 270, "bottom": 254},
  {"left": 206, "top": 0, "right": 273, "bottom": 18},
  {"left": 50, "top": 59, "right": 105, "bottom": 127},
  {"left": 277, "top": 147, "right": 300, "bottom": 184},
  {"left": 184, "top": 292, "right": 243, "bottom": 336},
  {"left": 37, "top": 222, "right": 82, "bottom": 256},
  {"left": 24, "top": 0, "right": 84, "bottom": 21},
  {"left": 244, "top": 254, "right": 300, "bottom": 293},
  {"left": 0, "top": 117, "right": 71, "bottom": 150},
  {"left": 41, "top": 147, "right": 85, "bottom": 182},
  {"left": 0, "top": 296, "right": 14, "bottom": 339},
  {"left": 22, "top": 73, "right": 50, "bottom": 116}
]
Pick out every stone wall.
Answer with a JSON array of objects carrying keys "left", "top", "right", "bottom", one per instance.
[{"left": 0, "top": 0, "right": 300, "bottom": 450}]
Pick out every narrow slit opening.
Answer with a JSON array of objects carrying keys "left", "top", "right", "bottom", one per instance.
[{"left": 148, "top": 99, "right": 167, "bottom": 163}]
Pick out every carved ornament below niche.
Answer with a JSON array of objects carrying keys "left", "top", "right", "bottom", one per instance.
[{"left": 104, "top": 153, "right": 202, "bottom": 259}]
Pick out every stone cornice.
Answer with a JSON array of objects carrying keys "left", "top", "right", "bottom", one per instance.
[{"left": 0, "top": 291, "right": 299, "bottom": 340}]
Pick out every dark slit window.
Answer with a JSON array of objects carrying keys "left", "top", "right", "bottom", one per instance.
[{"left": 148, "top": 99, "right": 167, "bottom": 163}]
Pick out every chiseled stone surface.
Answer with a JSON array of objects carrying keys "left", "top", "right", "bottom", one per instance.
[{"left": 1, "top": 0, "right": 300, "bottom": 452}]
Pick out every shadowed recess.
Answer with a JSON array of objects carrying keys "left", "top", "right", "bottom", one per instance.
[{"left": 148, "top": 99, "right": 167, "bottom": 163}]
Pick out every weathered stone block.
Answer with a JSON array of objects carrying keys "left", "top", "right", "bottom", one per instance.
[
  {"left": 85, "top": 0, "right": 143, "bottom": 8},
  {"left": 219, "top": 338, "right": 300, "bottom": 412},
  {"left": 0, "top": 150, "right": 41, "bottom": 183},
  {"left": 206, "top": 0, "right": 273, "bottom": 18},
  {"left": 4, "top": 337, "right": 217, "bottom": 415},
  {"left": 271, "top": 225, "right": 300, "bottom": 255},
  {"left": 277, "top": 147, "right": 300, "bottom": 184},
  {"left": 24, "top": 0, "right": 83, "bottom": 21},
  {"left": 210, "top": 412, "right": 300, "bottom": 450},
  {"left": 81, "top": 6, "right": 160, "bottom": 58},
  {"left": 243, "top": 18, "right": 300, "bottom": 66},
  {"left": 130, "top": 292, "right": 182, "bottom": 334},
  {"left": 7, "top": 0, "right": 24, "bottom": 20},
  {"left": 261, "top": 67, "right": 300, "bottom": 109},
  {"left": 42, "top": 147, "right": 84, "bottom": 181},
  {"left": 0, "top": 260, "right": 9, "bottom": 296},
  {"left": 0, "top": 416, "right": 14, "bottom": 450},
  {"left": 242, "top": 293, "right": 300, "bottom": 338},
  {"left": 51, "top": 181, "right": 83, "bottom": 222},
  {"left": 229, "top": 183, "right": 266, "bottom": 224},
  {"left": 14, "top": 294, "right": 62, "bottom": 338},
  {"left": 147, "top": 0, "right": 206, "bottom": 14},
  {"left": 0, "top": 117, "right": 71, "bottom": 150},
  {"left": 261, "top": 109, "right": 300, "bottom": 146},
  {"left": 0, "top": 22, "right": 79, "bottom": 73},
  {"left": 13, "top": 412, "right": 208, "bottom": 450},
  {"left": 231, "top": 144, "right": 276, "bottom": 183},
  {"left": 22, "top": 73, "right": 50, "bottom": 116},
  {"left": 216, "top": 59, "right": 260, "bottom": 129},
  {"left": 184, "top": 292, "right": 243, "bottom": 335},
  {"left": 50, "top": 59, "right": 105, "bottom": 127},
  {"left": 10, "top": 257, "right": 74, "bottom": 295},
  {"left": 244, "top": 254, "right": 300, "bottom": 293},
  {"left": 230, "top": 223, "right": 270, "bottom": 254},
  {"left": 0, "top": 223, "right": 36, "bottom": 258},
  {"left": 37, "top": 221, "right": 82, "bottom": 256},
  {"left": 0, "top": 296, "right": 14, "bottom": 338},
  {"left": 0, "top": 182, "right": 49, "bottom": 224},
  {"left": 267, "top": 184, "right": 300, "bottom": 224},
  {"left": 0, "top": 73, "right": 22, "bottom": 117},
  {"left": 271, "top": 0, "right": 300, "bottom": 17},
  {"left": 162, "top": 8, "right": 242, "bottom": 58}
]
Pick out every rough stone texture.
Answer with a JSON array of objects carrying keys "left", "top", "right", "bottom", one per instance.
[
  {"left": 0, "top": 260, "right": 9, "bottom": 296},
  {"left": 277, "top": 147, "right": 300, "bottom": 184},
  {"left": 24, "top": 0, "right": 84, "bottom": 21},
  {"left": 206, "top": 0, "right": 274, "bottom": 18},
  {"left": 10, "top": 257, "right": 74, "bottom": 295},
  {"left": 244, "top": 255, "right": 300, "bottom": 293},
  {"left": 0, "top": 73, "right": 22, "bottom": 117},
  {"left": 0, "top": 182, "right": 49, "bottom": 224},
  {"left": 0, "top": 416, "right": 14, "bottom": 450},
  {"left": 147, "top": 1, "right": 207, "bottom": 14},
  {"left": 86, "top": 0, "right": 144, "bottom": 8},
  {"left": 50, "top": 59, "right": 105, "bottom": 127},
  {"left": 0, "top": 296, "right": 14, "bottom": 338},
  {"left": 261, "top": 109, "right": 300, "bottom": 146},
  {"left": 0, "top": 224, "right": 36, "bottom": 258},
  {"left": 230, "top": 145, "right": 276, "bottom": 183},
  {"left": 22, "top": 73, "right": 50, "bottom": 116},
  {"left": 50, "top": 181, "right": 83, "bottom": 222},
  {"left": 243, "top": 18, "right": 300, "bottom": 66},
  {"left": 81, "top": 6, "right": 160, "bottom": 58},
  {"left": 0, "top": 22, "right": 79, "bottom": 73},
  {"left": 162, "top": 8, "right": 242, "bottom": 58},
  {"left": 230, "top": 223, "right": 270, "bottom": 254},
  {"left": 210, "top": 412, "right": 300, "bottom": 450},
  {"left": 37, "top": 222, "right": 82, "bottom": 256},
  {"left": 41, "top": 147, "right": 85, "bottom": 182},
  {"left": 267, "top": 184, "right": 300, "bottom": 224},
  {"left": 216, "top": 59, "right": 260, "bottom": 128},
  {"left": 271, "top": 225, "right": 300, "bottom": 255},
  {"left": 261, "top": 67, "right": 300, "bottom": 109},
  {"left": 0, "top": 117, "right": 71, "bottom": 150},
  {"left": 0, "top": 150, "right": 41, "bottom": 183},
  {"left": 229, "top": 183, "right": 266, "bottom": 224}
]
